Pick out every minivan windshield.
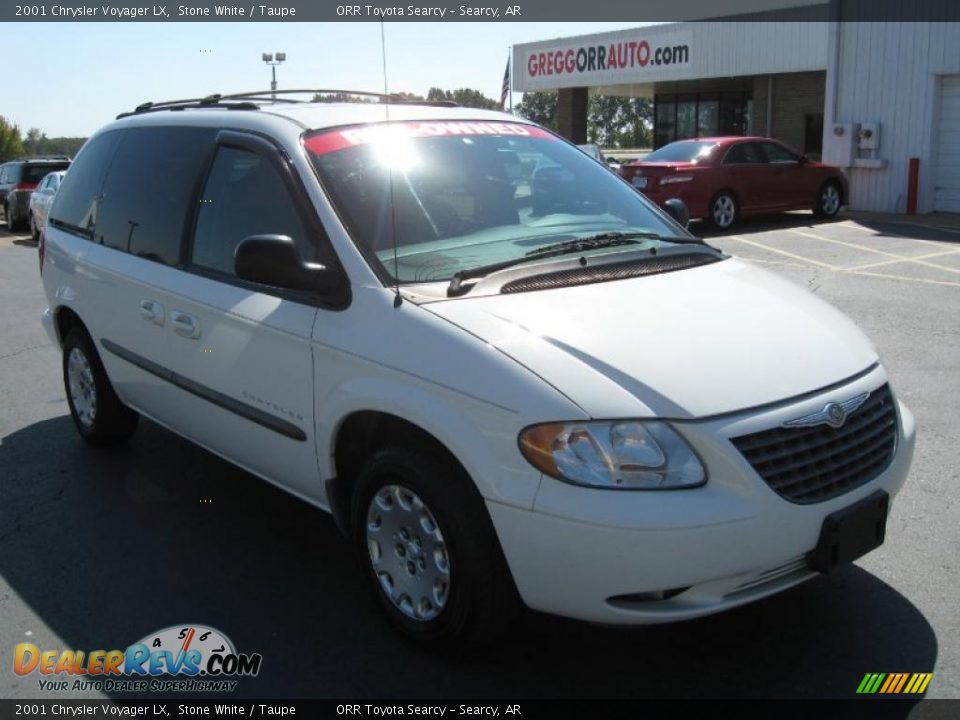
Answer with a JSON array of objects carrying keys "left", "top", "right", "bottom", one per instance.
[
  {"left": 307, "top": 121, "right": 694, "bottom": 284},
  {"left": 642, "top": 141, "right": 718, "bottom": 163}
]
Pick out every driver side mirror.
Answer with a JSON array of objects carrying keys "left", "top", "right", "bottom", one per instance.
[
  {"left": 234, "top": 234, "right": 337, "bottom": 294},
  {"left": 663, "top": 198, "right": 690, "bottom": 229}
]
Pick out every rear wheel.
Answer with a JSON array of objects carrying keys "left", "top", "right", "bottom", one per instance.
[
  {"left": 352, "top": 447, "right": 519, "bottom": 648},
  {"left": 815, "top": 181, "right": 842, "bottom": 218},
  {"left": 62, "top": 328, "right": 139, "bottom": 445},
  {"left": 709, "top": 191, "right": 738, "bottom": 230},
  {"left": 8, "top": 205, "right": 25, "bottom": 232},
  {"left": 4, "top": 204, "right": 13, "bottom": 231}
]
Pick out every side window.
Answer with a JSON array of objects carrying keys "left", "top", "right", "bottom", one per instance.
[
  {"left": 190, "top": 145, "right": 308, "bottom": 276},
  {"left": 49, "top": 174, "right": 60, "bottom": 191},
  {"left": 96, "top": 126, "right": 214, "bottom": 265},
  {"left": 50, "top": 132, "right": 121, "bottom": 235},
  {"left": 761, "top": 142, "right": 799, "bottom": 164},
  {"left": 0, "top": 166, "right": 7, "bottom": 184},
  {"left": 723, "top": 142, "right": 765, "bottom": 165}
]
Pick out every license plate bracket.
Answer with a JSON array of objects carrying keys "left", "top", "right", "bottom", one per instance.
[{"left": 807, "top": 490, "right": 889, "bottom": 573}]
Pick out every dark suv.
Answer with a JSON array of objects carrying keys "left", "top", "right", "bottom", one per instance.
[{"left": 0, "top": 158, "right": 71, "bottom": 231}]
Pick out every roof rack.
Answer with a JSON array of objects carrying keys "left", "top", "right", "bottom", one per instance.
[{"left": 117, "top": 89, "right": 460, "bottom": 119}]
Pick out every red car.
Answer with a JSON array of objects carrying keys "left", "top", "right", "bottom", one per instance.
[{"left": 617, "top": 137, "right": 847, "bottom": 230}]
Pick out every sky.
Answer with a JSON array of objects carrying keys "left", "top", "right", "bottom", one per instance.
[{"left": 6, "top": 22, "right": 652, "bottom": 137}]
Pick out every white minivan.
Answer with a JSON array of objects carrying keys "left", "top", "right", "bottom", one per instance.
[{"left": 40, "top": 93, "right": 915, "bottom": 646}]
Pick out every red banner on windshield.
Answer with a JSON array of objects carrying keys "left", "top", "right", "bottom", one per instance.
[{"left": 304, "top": 121, "right": 555, "bottom": 156}]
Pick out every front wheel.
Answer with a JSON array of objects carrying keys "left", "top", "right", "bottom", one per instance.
[
  {"left": 709, "top": 191, "right": 738, "bottom": 230},
  {"left": 352, "top": 447, "right": 519, "bottom": 648},
  {"left": 63, "top": 328, "right": 139, "bottom": 445},
  {"left": 815, "top": 181, "right": 842, "bottom": 218}
]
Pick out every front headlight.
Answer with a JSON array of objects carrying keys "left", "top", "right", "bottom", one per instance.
[{"left": 518, "top": 421, "right": 706, "bottom": 490}]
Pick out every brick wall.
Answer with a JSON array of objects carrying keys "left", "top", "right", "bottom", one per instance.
[{"left": 753, "top": 71, "right": 826, "bottom": 156}]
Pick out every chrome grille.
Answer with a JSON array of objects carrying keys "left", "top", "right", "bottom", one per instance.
[{"left": 731, "top": 384, "right": 897, "bottom": 504}]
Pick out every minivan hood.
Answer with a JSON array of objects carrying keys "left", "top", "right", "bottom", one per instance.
[{"left": 425, "top": 257, "right": 878, "bottom": 419}]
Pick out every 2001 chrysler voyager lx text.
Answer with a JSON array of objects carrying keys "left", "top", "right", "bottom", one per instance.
[{"left": 40, "top": 93, "right": 915, "bottom": 646}]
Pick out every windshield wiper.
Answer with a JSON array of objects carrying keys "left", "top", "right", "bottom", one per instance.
[
  {"left": 446, "top": 231, "right": 692, "bottom": 297},
  {"left": 525, "top": 231, "right": 673, "bottom": 257}
]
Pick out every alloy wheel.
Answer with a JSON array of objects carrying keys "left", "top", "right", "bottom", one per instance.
[{"left": 712, "top": 195, "right": 736, "bottom": 228}]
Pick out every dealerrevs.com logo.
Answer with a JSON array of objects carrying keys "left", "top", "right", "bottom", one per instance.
[{"left": 13, "top": 624, "right": 262, "bottom": 693}]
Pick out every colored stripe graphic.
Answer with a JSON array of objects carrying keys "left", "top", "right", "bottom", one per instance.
[{"left": 857, "top": 672, "right": 932, "bottom": 694}]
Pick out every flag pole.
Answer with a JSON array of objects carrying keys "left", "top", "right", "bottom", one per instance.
[{"left": 508, "top": 46, "right": 513, "bottom": 114}]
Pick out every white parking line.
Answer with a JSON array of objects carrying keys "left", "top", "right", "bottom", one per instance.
[
  {"left": 844, "top": 269, "right": 960, "bottom": 288},
  {"left": 724, "top": 234, "right": 960, "bottom": 288},
  {"left": 726, "top": 235, "right": 840, "bottom": 270},
  {"left": 845, "top": 248, "right": 960, "bottom": 271},
  {"left": 833, "top": 220, "right": 958, "bottom": 245},
  {"left": 786, "top": 228, "right": 960, "bottom": 275}
]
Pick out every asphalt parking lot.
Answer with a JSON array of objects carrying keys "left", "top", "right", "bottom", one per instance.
[{"left": 1, "top": 212, "right": 958, "bottom": 701}]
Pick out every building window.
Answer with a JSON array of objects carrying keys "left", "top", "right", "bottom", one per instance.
[
  {"left": 676, "top": 96, "right": 697, "bottom": 140},
  {"left": 697, "top": 96, "right": 719, "bottom": 137},
  {"left": 655, "top": 91, "right": 750, "bottom": 147},
  {"left": 655, "top": 97, "right": 676, "bottom": 148},
  {"left": 805, "top": 113, "right": 824, "bottom": 156}
]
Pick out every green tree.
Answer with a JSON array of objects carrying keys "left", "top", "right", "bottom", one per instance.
[
  {"left": 427, "top": 87, "right": 499, "bottom": 110},
  {"left": 587, "top": 96, "right": 653, "bottom": 148},
  {"left": 515, "top": 91, "right": 558, "bottom": 130},
  {"left": 13, "top": 126, "right": 85, "bottom": 158},
  {"left": 0, "top": 116, "right": 25, "bottom": 162}
]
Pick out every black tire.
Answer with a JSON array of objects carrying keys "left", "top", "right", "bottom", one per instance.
[
  {"left": 4, "top": 204, "right": 13, "bottom": 231},
  {"left": 814, "top": 180, "right": 843, "bottom": 218},
  {"left": 351, "top": 447, "right": 520, "bottom": 648},
  {"left": 29, "top": 213, "right": 39, "bottom": 242},
  {"left": 8, "top": 206, "right": 24, "bottom": 232},
  {"left": 708, "top": 191, "right": 738, "bottom": 230},
  {"left": 62, "top": 328, "right": 139, "bottom": 446}
]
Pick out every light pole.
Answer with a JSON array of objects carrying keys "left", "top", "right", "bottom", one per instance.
[{"left": 261, "top": 52, "right": 286, "bottom": 100}]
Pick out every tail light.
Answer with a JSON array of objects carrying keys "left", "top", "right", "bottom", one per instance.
[
  {"left": 13, "top": 182, "right": 37, "bottom": 191},
  {"left": 38, "top": 231, "right": 45, "bottom": 275}
]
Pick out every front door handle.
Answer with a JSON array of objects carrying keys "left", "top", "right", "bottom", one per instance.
[
  {"left": 170, "top": 311, "right": 201, "bottom": 339},
  {"left": 139, "top": 299, "right": 165, "bottom": 325}
]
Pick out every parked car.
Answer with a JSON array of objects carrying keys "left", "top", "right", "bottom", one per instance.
[
  {"left": 617, "top": 137, "right": 847, "bottom": 229},
  {"left": 40, "top": 94, "right": 913, "bottom": 647},
  {"left": 0, "top": 158, "right": 71, "bottom": 232},
  {"left": 28, "top": 170, "right": 66, "bottom": 242},
  {"left": 577, "top": 143, "right": 620, "bottom": 171}
]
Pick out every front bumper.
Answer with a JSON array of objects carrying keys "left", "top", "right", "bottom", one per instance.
[{"left": 488, "top": 367, "right": 915, "bottom": 624}]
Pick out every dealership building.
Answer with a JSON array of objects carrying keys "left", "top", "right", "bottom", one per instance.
[{"left": 512, "top": 2, "right": 960, "bottom": 214}]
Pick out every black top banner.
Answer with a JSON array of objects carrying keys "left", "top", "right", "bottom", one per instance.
[
  {"left": 0, "top": 699, "right": 959, "bottom": 720},
  {"left": 2, "top": 0, "right": 960, "bottom": 23}
]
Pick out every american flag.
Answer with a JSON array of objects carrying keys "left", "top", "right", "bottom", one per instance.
[{"left": 500, "top": 55, "right": 511, "bottom": 110}]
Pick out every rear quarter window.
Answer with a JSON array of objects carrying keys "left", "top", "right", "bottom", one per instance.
[{"left": 50, "top": 132, "right": 122, "bottom": 236}]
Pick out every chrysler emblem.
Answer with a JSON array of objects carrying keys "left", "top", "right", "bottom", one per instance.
[
  {"left": 826, "top": 403, "right": 847, "bottom": 427},
  {"left": 783, "top": 392, "right": 870, "bottom": 429}
]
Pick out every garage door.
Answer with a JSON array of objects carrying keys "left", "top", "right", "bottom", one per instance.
[{"left": 935, "top": 75, "right": 960, "bottom": 212}]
